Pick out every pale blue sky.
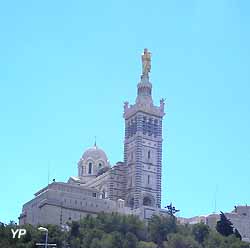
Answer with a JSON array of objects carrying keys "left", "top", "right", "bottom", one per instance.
[{"left": 0, "top": 1, "right": 250, "bottom": 223}]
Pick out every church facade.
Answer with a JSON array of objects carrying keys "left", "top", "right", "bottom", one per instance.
[{"left": 19, "top": 49, "right": 167, "bottom": 226}]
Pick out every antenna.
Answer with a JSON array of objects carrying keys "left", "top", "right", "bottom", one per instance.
[
  {"left": 213, "top": 184, "right": 218, "bottom": 213},
  {"left": 47, "top": 162, "right": 50, "bottom": 185}
]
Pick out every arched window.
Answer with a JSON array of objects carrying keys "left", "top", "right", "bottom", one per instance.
[
  {"left": 98, "top": 163, "right": 102, "bottom": 168},
  {"left": 129, "top": 197, "right": 134, "bottom": 209},
  {"left": 101, "top": 190, "right": 106, "bottom": 199},
  {"left": 88, "top": 162, "right": 92, "bottom": 174},
  {"left": 143, "top": 197, "right": 152, "bottom": 206},
  {"left": 148, "top": 150, "right": 151, "bottom": 159}
]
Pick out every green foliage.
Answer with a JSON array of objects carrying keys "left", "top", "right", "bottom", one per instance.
[
  {"left": 123, "top": 232, "right": 138, "bottom": 248},
  {"left": 216, "top": 212, "right": 234, "bottom": 237},
  {"left": 164, "top": 233, "right": 200, "bottom": 248},
  {"left": 204, "top": 230, "right": 249, "bottom": 248},
  {"left": 176, "top": 223, "right": 192, "bottom": 237},
  {"left": 234, "top": 229, "right": 242, "bottom": 240},
  {"left": 70, "top": 221, "right": 80, "bottom": 237},
  {"left": 137, "top": 241, "right": 157, "bottom": 248},
  {"left": 148, "top": 215, "right": 176, "bottom": 247},
  {"left": 0, "top": 213, "right": 248, "bottom": 248},
  {"left": 192, "top": 222, "right": 209, "bottom": 244}
]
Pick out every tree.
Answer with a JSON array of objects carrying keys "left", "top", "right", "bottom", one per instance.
[
  {"left": 90, "top": 238, "right": 102, "bottom": 248},
  {"left": 99, "top": 233, "right": 114, "bottom": 248},
  {"left": 192, "top": 222, "right": 209, "bottom": 244},
  {"left": 203, "top": 231, "right": 225, "bottom": 248},
  {"left": 148, "top": 215, "right": 176, "bottom": 248},
  {"left": 123, "top": 232, "right": 138, "bottom": 248},
  {"left": 137, "top": 241, "right": 157, "bottom": 248},
  {"left": 0, "top": 212, "right": 249, "bottom": 248},
  {"left": 234, "top": 229, "right": 242, "bottom": 240},
  {"left": 70, "top": 237, "right": 81, "bottom": 248},
  {"left": 70, "top": 221, "right": 80, "bottom": 237},
  {"left": 165, "top": 233, "right": 200, "bottom": 248},
  {"left": 110, "top": 231, "right": 123, "bottom": 248},
  {"left": 216, "top": 212, "right": 234, "bottom": 237},
  {"left": 45, "top": 224, "right": 66, "bottom": 247}
]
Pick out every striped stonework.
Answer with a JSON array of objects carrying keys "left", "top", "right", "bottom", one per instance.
[{"left": 123, "top": 64, "right": 165, "bottom": 209}]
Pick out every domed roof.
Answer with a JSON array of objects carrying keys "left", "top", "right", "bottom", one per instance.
[{"left": 82, "top": 145, "right": 108, "bottom": 162}]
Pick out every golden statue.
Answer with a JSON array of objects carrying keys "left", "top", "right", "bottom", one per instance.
[{"left": 141, "top": 48, "right": 151, "bottom": 76}]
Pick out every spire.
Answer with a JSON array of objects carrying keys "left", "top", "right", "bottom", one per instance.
[{"left": 136, "top": 48, "right": 153, "bottom": 105}]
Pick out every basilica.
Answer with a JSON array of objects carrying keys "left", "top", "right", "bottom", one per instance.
[{"left": 19, "top": 49, "right": 167, "bottom": 226}]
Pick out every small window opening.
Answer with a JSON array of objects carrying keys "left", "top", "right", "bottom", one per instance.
[{"left": 88, "top": 162, "right": 92, "bottom": 174}]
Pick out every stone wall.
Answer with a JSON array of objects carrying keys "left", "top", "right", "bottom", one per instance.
[{"left": 19, "top": 182, "right": 132, "bottom": 226}]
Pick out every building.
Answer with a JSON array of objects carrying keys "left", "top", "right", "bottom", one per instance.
[
  {"left": 178, "top": 216, "right": 207, "bottom": 225},
  {"left": 225, "top": 205, "right": 250, "bottom": 242},
  {"left": 19, "top": 49, "right": 168, "bottom": 226},
  {"left": 178, "top": 205, "right": 250, "bottom": 242}
]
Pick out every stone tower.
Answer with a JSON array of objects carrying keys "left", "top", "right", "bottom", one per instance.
[{"left": 123, "top": 49, "right": 165, "bottom": 209}]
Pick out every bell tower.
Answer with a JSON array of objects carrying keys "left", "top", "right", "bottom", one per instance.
[{"left": 123, "top": 49, "right": 165, "bottom": 209}]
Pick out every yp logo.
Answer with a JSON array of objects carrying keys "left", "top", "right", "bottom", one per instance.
[{"left": 11, "top": 229, "right": 27, "bottom": 239}]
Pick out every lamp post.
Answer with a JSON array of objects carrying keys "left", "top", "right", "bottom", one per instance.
[
  {"left": 37, "top": 227, "right": 56, "bottom": 247},
  {"left": 38, "top": 227, "right": 48, "bottom": 248}
]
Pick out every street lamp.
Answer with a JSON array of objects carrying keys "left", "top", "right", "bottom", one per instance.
[
  {"left": 38, "top": 227, "right": 48, "bottom": 248},
  {"left": 37, "top": 227, "right": 56, "bottom": 248},
  {"left": 38, "top": 227, "right": 48, "bottom": 232}
]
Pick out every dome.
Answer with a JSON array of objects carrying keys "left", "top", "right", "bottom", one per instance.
[
  {"left": 78, "top": 144, "right": 110, "bottom": 178},
  {"left": 82, "top": 145, "right": 108, "bottom": 162}
]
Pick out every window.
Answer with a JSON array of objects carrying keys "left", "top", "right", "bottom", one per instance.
[
  {"left": 143, "top": 197, "right": 152, "bottom": 206},
  {"left": 148, "top": 150, "right": 151, "bottom": 159},
  {"left": 101, "top": 190, "right": 106, "bottom": 199},
  {"left": 143, "top": 116, "right": 147, "bottom": 134},
  {"left": 92, "top": 193, "right": 97, "bottom": 197},
  {"left": 147, "top": 175, "right": 150, "bottom": 184},
  {"left": 148, "top": 118, "right": 153, "bottom": 136},
  {"left": 99, "top": 163, "right": 102, "bottom": 168},
  {"left": 129, "top": 197, "right": 134, "bottom": 209},
  {"left": 154, "top": 119, "right": 158, "bottom": 137},
  {"left": 88, "top": 162, "right": 92, "bottom": 174}
]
